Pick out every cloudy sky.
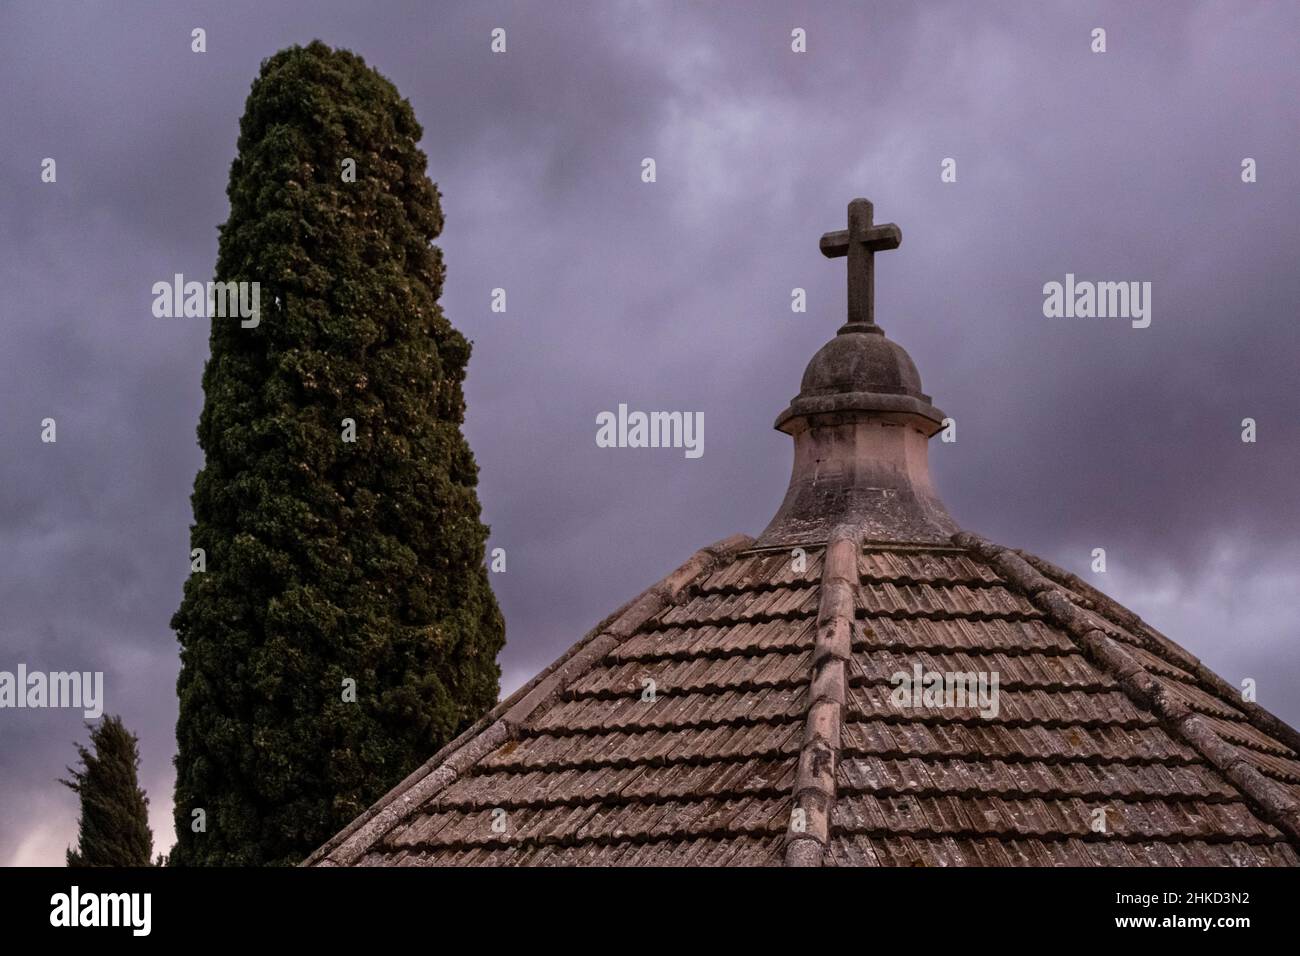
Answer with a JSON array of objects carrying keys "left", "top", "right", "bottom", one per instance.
[{"left": 2, "top": 1, "right": 1297, "bottom": 865}]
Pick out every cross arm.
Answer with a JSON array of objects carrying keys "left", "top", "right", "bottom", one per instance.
[{"left": 819, "top": 223, "right": 903, "bottom": 258}]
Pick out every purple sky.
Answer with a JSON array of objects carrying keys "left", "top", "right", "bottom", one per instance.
[{"left": 2, "top": 1, "right": 1298, "bottom": 865}]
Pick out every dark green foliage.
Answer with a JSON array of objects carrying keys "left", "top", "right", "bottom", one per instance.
[
  {"left": 171, "top": 42, "right": 504, "bottom": 866},
  {"left": 62, "top": 716, "right": 154, "bottom": 867}
]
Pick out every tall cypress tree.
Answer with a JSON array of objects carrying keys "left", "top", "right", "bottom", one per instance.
[
  {"left": 62, "top": 716, "right": 154, "bottom": 867},
  {"left": 171, "top": 42, "right": 505, "bottom": 866}
]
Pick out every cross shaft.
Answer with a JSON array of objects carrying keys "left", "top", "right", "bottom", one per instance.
[{"left": 819, "top": 198, "right": 901, "bottom": 327}]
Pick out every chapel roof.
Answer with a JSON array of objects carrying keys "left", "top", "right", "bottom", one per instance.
[{"left": 305, "top": 199, "right": 1300, "bottom": 867}]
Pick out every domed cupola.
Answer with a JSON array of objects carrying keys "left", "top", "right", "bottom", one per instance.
[{"left": 759, "top": 198, "right": 957, "bottom": 546}]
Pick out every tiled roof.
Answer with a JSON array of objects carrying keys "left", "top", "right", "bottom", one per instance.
[{"left": 305, "top": 530, "right": 1300, "bottom": 867}]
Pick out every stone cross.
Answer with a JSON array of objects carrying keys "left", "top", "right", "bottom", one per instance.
[{"left": 819, "top": 198, "right": 901, "bottom": 327}]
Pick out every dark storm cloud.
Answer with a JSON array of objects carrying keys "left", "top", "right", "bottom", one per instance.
[{"left": 2, "top": 1, "right": 1297, "bottom": 863}]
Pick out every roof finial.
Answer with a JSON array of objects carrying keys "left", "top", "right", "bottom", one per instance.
[
  {"left": 759, "top": 197, "right": 951, "bottom": 546},
  {"left": 818, "top": 197, "right": 901, "bottom": 333}
]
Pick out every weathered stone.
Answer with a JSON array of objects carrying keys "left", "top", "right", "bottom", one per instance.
[
  {"left": 819, "top": 197, "right": 901, "bottom": 328},
  {"left": 759, "top": 200, "right": 954, "bottom": 547}
]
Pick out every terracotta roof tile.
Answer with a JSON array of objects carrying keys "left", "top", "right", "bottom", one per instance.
[
  {"left": 840, "top": 719, "right": 1199, "bottom": 763},
  {"left": 435, "top": 756, "right": 796, "bottom": 810},
  {"left": 827, "top": 835, "right": 1299, "bottom": 867},
  {"left": 532, "top": 686, "right": 807, "bottom": 733},
  {"left": 369, "top": 834, "right": 786, "bottom": 867},
  {"left": 851, "top": 647, "right": 1109, "bottom": 690},
  {"left": 1239, "top": 747, "right": 1300, "bottom": 785},
  {"left": 610, "top": 618, "right": 818, "bottom": 663},
  {"left": 480, "top": 722, "right": 803, "bottom": 772},
  {"left": 1198, "top": 714, "right": 1298, "bottom": 756},
  {"left": 699, "top": 549, "right": 823, "bottom": 592},
  {"left": 836, "top": 756, "right": 1237, "bottom": 802},
  {"left": 660, "top": 587, "right": 819, "bottom": 626},
  {"left": 862, "top": 617, "right": 1076, "bottom": 655},
  {"left": 857, "top": 550, "right": 1001, "bottom": 584},
  {"left": 570, "top": 647, "right": 810, "bottom": 698},
  {"left": 847, "top": 684, "right": 1152, "bottom": 726},
  {"left": 857, "top": 582, "right": 1040, "bottom": 619},
  {"left": 832, "top": 793, "right": 1281, "bottom": 841}
]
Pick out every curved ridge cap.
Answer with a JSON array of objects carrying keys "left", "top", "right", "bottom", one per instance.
[
  {"left": 1008, "top": 544, "right": 1300, "bottom": 757},
  {"left": 303, "top": 531, "right": 755, "bottom": 868},
  {"left": 952, "top": 530, "right": 1300, "bottom": 854},
  {"left": 785, "top": 523, "right": 860, "bottom": 867}
]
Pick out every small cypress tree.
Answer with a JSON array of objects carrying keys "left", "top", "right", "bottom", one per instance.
[
  {"left": 62, "top": 716, "right": 154, "bottom": 867},
  {"left": 171, "top": 42, "right": 505, "bottom": 866}
]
